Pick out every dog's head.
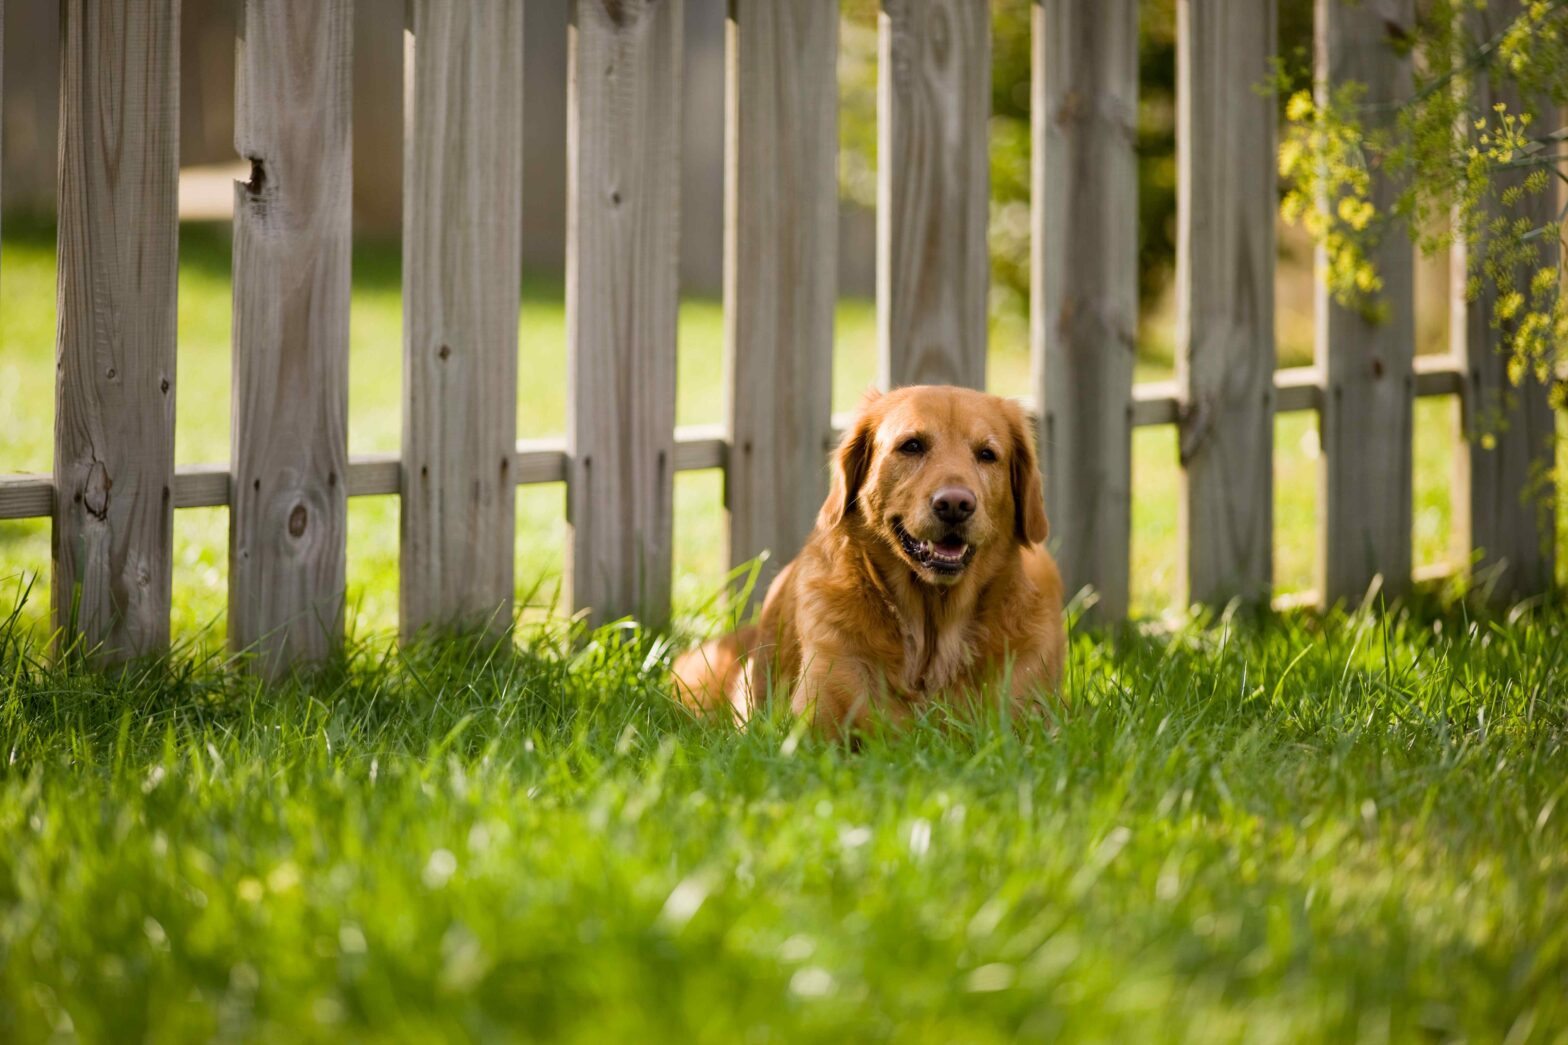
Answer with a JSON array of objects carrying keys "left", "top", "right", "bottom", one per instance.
[{"left": 818, "top": 385, "right": 1049, "bottom": 586}]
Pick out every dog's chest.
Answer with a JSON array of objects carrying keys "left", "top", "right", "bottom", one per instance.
[{"left": 899, "top": 615, "right": 980, "bottom": 694}]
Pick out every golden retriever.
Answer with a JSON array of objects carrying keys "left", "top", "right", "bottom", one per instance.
[{"left": 673, "top": 385, "right": 1065, "bottom": 735}]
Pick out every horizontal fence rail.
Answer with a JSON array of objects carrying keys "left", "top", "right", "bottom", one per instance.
[
  {"left": 0, "top": 0, "right": 1560, "bottom": 670},
  {"left": 2, "top": 425, "right": 732, "bottom": 519},
  {"left": 0, "top": 361, "right": 1474, "bottom": 522}
]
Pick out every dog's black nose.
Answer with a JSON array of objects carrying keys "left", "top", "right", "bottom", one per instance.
[{"left": 931, "top": 486, "right": 975, "bottom": 524}]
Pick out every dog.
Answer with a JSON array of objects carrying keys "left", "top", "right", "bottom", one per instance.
[{"left": 673, "top": 385, "right": 1065, "bottom": 735}]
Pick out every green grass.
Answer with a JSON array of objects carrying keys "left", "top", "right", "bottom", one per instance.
[
  {"left": 7, "top": 221, "right": 1559, "bottom": 646},
  {"left": 4, "top": 223, "right": 1568, "bottom": 1039},
  {"left": 0, "top": 600, "right": 1565, "bottom": 1040}
]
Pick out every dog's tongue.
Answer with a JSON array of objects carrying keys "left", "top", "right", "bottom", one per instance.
[{"left": 933, "top": 536, "right": 967, "bottom": 558}]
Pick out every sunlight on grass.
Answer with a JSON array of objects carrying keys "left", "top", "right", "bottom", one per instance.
[{"left": 1, "top": 602, "right": 1565, "bottom": 1038}]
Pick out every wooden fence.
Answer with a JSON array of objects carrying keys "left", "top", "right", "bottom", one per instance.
[{"left": 0, "top": 0, "right": 1559, "bottom": 672}]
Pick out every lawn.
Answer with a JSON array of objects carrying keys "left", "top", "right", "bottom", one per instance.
[
  {"left": 0, "top": 601, "right": 1565, "bottom": 1040},
  {"left": 7, "top": 221, "right": 1557, "bottom": 644},
  {"left": 3, "top": 223, "right": 1568, "bottom": 1040}
]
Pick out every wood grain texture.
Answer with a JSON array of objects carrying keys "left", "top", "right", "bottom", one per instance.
[
  {"left": 1175, "top": 0, "right": 1277, "bottom": 607},
  {"left": 1, "top": 476, "right": 52, "bottom": 520},
  {"left": 53, "top": 0, "right": 180, "bottom": 662},
  {"left": 567, "top": 0, "right": 682, "bottom": 629},
  {"left": 229, "top": 0, "right": 351, "bottom": 672},
  {"left": 1033, "top": 0, "right": 1139, "bottom": 622},
  {"left": 1451, "top": 0, "right": 1556, "bottom": 601},
  {"left": 877, "top": 0, "right": 988, "bottom": 390},
  {"left": 401, "top": 0, "right": 524, "bottom": 639},
  {"left": 724, "top": 0, "right": 837, "bottom": 611},
  {"left": 1316, "top": 0, "right": 1416, "bottom": 606}
]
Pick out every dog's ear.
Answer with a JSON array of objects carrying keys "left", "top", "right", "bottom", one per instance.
[
  {"left": 1006, "top": 403, "right": 1050, "bottom": 545},
  {"left": 818, "top": 392, "right": 881, "bottom": 530}
]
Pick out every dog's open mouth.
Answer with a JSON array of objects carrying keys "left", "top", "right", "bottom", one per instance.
[{"left": 892, "top": 518, "right": 973, "bottom": 576}]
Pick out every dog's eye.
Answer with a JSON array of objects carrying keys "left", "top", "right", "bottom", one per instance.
[
  {"left": 976, "top": 447, "right": 998, "bottom": 463},
  {"left": 898, "top": 438, "right": 924, "bottom": 455}
]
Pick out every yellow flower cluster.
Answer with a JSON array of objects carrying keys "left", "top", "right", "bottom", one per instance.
[{"left": 1275, "top": 0, "right": 1566, "bottom": 405}]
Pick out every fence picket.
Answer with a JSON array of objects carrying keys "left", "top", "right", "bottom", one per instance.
[
  {"left": 1176, "top": 0, "right": 1277, "bottom": 606},
  {"left": 1317, "top": 0, "right": 1416, "bottom": 605},
  {"left": 1034, "top": 0, "right": 1138, "bottom": 621},
  {"left": 877, "top": 0, "right": 989, "bottom": 391},
  {"left": 567, "top": 0, "right": 682, "bottom": 630},
  {"left": 229, "top": 0, "right": 352, "bottom": 672},
  {"left": 1453, "top": 0, "right": 1557, "bottom": 601},
  {"left": 400, "top": 0, "right": 524, "bottom": 639},
  {"left": 53, "top": 0, "right": 180, "bottom": 662},
  {"left": 724, "top": 0, "right": 837, "bottom": 610}
]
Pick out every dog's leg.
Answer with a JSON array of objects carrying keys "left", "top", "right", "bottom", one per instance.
[
  {"left": 790, "top": 654, "right": 912, "bottom": 739},
  {"left": 672, "top": 626, "right": 757, "bottom": 718}
]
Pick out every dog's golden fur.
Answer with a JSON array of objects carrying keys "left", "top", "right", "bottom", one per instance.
[{"left": 673, "top": 385, "right": 1065, "bottom": 734}]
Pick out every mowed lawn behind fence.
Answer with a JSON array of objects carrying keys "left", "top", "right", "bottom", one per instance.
[{"left": 6, "top": 222, "right": 1561, "bottom": 641}]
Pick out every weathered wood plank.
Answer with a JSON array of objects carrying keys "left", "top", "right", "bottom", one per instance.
[
  {"left": 673, "top": 425, "right": 727, "bottom": 472},
  {"left": 174, "top": 464, "right": 230, "bottom": 509},
  {"left": 877, "top": 0, "right": 989, "bottom": 390},
  {"left": 566, "top": 0, "right": 682, "bottom": 629},
  {"left": 1276, "top": 367, "right": 1324, "bottom": 415},
  {"left": 53, "top": 0, "right": 180, "bottom": 661},
  {"left": 229, "top": 0, "right": 352, "bottom": 672},
  {"left": 1316, "top": 0, "right": 1416, "bottom": 606},
  {"left": 401, "top": 0, "right": 525, "bottom": 640},
  {"left": 1452, "top": 0, "right": 1557, "bottom": 601},
  {"left": 1, "top": 476, "right": 52, "bottom": 520},
  {"left": 1034, "top": 0, "right": 1139, "bottom": 621},
  {"left": 1176, "top": 0, "right": 1277, "bottom": 607},
  {"left": 724, "top": 0, "right": 837, "bottom": 611}
]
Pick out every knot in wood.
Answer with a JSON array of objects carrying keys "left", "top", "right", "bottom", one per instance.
[
  {"left": 288, "top": 504, "right": 308, "bottom": 538},
  {"left": 1056, "top": 298, "right": 1076, "bottom": 337},
  {"left": 1055, "top": 89, "right": 1085, "bottom": 127},
  {"left": 84, "top": 461, "right": 111, "bottom": 521},
  {"left": 245, "top": 156, "right": 267, "bottom": 195}
]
